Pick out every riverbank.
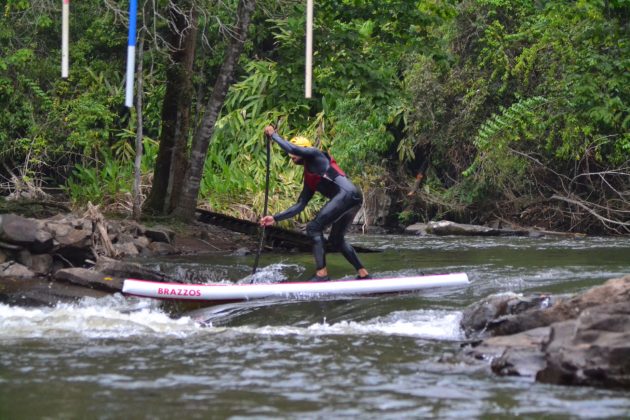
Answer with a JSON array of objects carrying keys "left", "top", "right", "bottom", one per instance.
[
  {"left": 0, "top": 206, "right": 582, "bottom": 308},
  {"left": 0, "top": 208, "right": 256, "bottom": 306}
]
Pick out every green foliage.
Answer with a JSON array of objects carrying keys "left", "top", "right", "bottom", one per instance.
[
  {"left": 1, "top": 0, "right": 627, "bottom": 233},
  {"left": 65, "top": 136, "right": 158, "bottom": 206},
  {"left": 461, "top": 96, "right": 548, "bottom": 200},
  {"left": 65, "top": 151, "right": 131, "bottom": 206},
  {"left": 397, "top": 209, "right": 418, "bottom": 225},
  {"left": 203, "top": 60, "right": 323, "bottom": 222},
  {"left": 404, "top": 0, "right": 630, "bottom": 227}
]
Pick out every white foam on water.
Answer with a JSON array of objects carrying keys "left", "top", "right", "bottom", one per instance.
[
  {"left": 238, "top": 262, "right": 304, "bottom": 284},
  {"left": 233, "top": 309, "right": 465, "bottom": 341},
  {"left": 0, "top": 295, "right": 201, "bottom": 340},
  {"left": 0, "top": 292, "right": 464, "bottom": 341}
]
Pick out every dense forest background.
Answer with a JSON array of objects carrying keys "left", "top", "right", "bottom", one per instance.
[{"left": 1, "top": 0, "right": 628, "bottom": 233}]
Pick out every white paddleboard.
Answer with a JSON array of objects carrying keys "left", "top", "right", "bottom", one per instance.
[{"left": 122, "top": 273, "right": 469, "bottom": 302}]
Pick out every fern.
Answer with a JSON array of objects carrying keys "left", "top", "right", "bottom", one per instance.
[
  {"left": 21, "top": 77, "right": 53, "bottom": 110},
  {"left": 473, "top": 96, "right": 547, "bottom": 150}
]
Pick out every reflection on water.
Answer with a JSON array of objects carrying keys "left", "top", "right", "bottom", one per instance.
[{"left": 1, "top": 235, "right": 630, "bottom": 418}]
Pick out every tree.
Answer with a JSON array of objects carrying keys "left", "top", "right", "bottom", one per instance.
[
  {"left": 171, "top": 0, "right": 257, "bottom": 221},
  {"left": 143, "top": 3, "right": 198, "bottom": 215}
]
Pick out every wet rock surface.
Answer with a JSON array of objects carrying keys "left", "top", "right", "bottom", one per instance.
[{"left": 461, "top": 275, "right": 630, "bottom": 389}]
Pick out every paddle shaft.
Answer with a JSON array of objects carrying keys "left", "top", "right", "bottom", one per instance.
[{"left": 252, "top": 134, "right": 271, "bottom": 274}]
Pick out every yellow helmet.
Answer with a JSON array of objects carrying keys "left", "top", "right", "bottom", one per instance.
[{"left": 289, "top": 136, "right": 312, "bottom": 148}]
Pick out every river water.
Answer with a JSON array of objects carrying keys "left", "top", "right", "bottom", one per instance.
[{"left": 1, "top": 235, "right": 630, "bottom": 418}]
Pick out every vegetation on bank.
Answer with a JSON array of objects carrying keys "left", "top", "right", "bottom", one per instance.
[{"left": 0, "top": 0, "right": 628, "bottom": 233}]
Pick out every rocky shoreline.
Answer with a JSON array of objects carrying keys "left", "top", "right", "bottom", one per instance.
[{"left": 0, "top": 210, "right": 255, "bottom": 306}]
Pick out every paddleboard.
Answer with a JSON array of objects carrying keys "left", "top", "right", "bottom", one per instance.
[{"left": 122, "top": 273, "right": 469, "bottom": 302}]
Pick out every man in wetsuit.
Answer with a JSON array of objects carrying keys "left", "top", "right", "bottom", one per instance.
[{"left": 259, "top": 125, "right": 370, "bottom": 282}]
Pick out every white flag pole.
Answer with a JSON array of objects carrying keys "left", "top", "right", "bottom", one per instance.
[
  {"left": 305, "top": 0, "right": 313, "bottom": 98},
  {"left": 61, "top": 0, "right": 69, "bottom": 78}
]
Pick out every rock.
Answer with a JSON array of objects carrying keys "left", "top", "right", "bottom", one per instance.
[
  {"left": 461, "top": 276, "right": 630, "bottom": 389},
  {"left": 46, "top": 221, "right": 92, "bottom": 247},
  {"left": 461, "top": 292, "right": 554, "bottom": 338},
  {"left": 461, "top": 292, "right": 520, "bottom": 336},
  {"left": 536, "top": 302, "right": 630, "bottom": 388},
  {"left": 133, "top": 236, "right": 150, "bottom": 250},
  {"left": 113, "top": 242, "right": 139, "bottom": 257},
  {"left": 116, "top": 233, "right": 136, "bottom": 245},
  {"left": 16, "top": 249, "right": 32, "bottom": 268},
  {"left": 54, "top": 267, "right": 123, "bottom": 293},
  {"left": 0, "top": 214, "right": 53, "bottom": 252},
  {"left": 147, "top": 241, "right": 177, "bottom": 255},
  {"left": 404, "top": 223, "right": 428, "bottom": 235},
  {"left": 0, "top": 261, "right": 36, "bottom": 278},
  {"left": 44, "top": 221, "right": 71, "bottom": 237},
  {"left": 487, "top": 275, "right": 630, "bottom": 336},
  {"left": 0, "top": 276, "right": 108, "bottom": 307},
  {"left": 426, "top": 220, "right": 530, "bottom": 236},
  {"left": 93, "top": 258, "right": 174, "bottom": 282},
  {"left": 463, "top": 326, "right": 550, "bottom": 378},
  {"left": 17, "top": 250, "right": 53, "bottom": 274},
  {"left": 230, "top": 247, "right": 250, "bottom": 256},
  {"left": 144, "top": 226, "right": 175, "bottom": 244}
]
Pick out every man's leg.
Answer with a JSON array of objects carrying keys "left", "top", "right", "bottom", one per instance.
[
  {"left": 306, "top": 194, "right": 348, "bottom": 278},
  {"left": 328, "top": 204, "right": 365, "bottom": 272}
]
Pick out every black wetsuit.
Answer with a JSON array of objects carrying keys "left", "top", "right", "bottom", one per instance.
[{"left": 270, "top": 133, "right": 364, "bottom": 271}]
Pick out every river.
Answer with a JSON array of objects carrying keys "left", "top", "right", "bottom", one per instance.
[{"left": 1, "top": 235, "right": 630, "bottom": 418}]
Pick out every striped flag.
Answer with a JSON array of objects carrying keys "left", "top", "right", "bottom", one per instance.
[{"left": 125, "top": 0, "right": 138, "bottom": 107}]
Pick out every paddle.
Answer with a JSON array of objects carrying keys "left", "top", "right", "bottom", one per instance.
[{"left": 251, "top": 132, "right": 272, "bottom": 276}]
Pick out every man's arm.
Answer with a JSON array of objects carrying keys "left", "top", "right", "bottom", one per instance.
[
  {"left": 264, "top": 125, "right": 319, "bottom": 159},
  {"left": 272, "top": 185, "right": 314, "bottom": 222},
  {"left": 270, "top": 133, "right": 321, "bottom": 158}
]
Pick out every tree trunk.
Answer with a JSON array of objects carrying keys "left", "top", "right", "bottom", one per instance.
[
  {"left": 143, "top": 5, "right": 198, "bottom": 215},
  {"left": 171, "top": 0, "right": 257, "bottom": 221}
]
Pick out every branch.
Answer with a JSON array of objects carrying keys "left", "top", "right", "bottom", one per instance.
[{"left": 550, "top": 194, "right": 630, "bottom": 232}]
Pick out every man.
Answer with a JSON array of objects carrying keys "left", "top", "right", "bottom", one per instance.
[{"left": 259, "top": 125, "right": 370, "bottom": 282}]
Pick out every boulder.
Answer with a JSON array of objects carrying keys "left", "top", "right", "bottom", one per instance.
[
  {"left": 0, "top": 276, "right": 108, "bottom": 307},
  {"left": 113, "top": 242, "right": 139, "bottom": 257},
  {"left": 45, "top": 221, "right": 92, "bottom": 247},
  {"left": 536, "top": 302, "right": 630, "bottom": 388},
  {"left": 0, "top": 214, "right": 53, "bottom": 252},
  {"left": 461, "top": 276, "right": 630, "bottom": 389},
  {"left": 487, "top": 275, "right": 630, "bottom": 336},
  {"left": 464, "top": 326, "right": 550, "bottom": 378},
  {"left": 404, "top": 223, "right": 428, "bottom": 235},
  {"left": 16, "top": 249, "right": 53, "bottom": 274},
  {"left": 93, "top": 258, "right": 174, "bottom": 282},
  {"left": 461, "top": 292, "right": 555, "bottom": 338},
  {"left": 0, "top": 261, "right": 36, "bottom": 278},
  {"left": 147, "top": 241, "right": 177, "bottom": 255},
  {"left": 54, "top": 267, "right": 124, "bottom": 293},
  {"left": 427, "top": 220, "right": 530, "bottom": 236},
  {"left": 133, "top": 236, "right": 150, "bottom": 250},
  {"left": 144, "top": 226, "right": 175, "bottom": 244},
  {"left": 30, "top": 254, "right": 53, "bottom": 274}
]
